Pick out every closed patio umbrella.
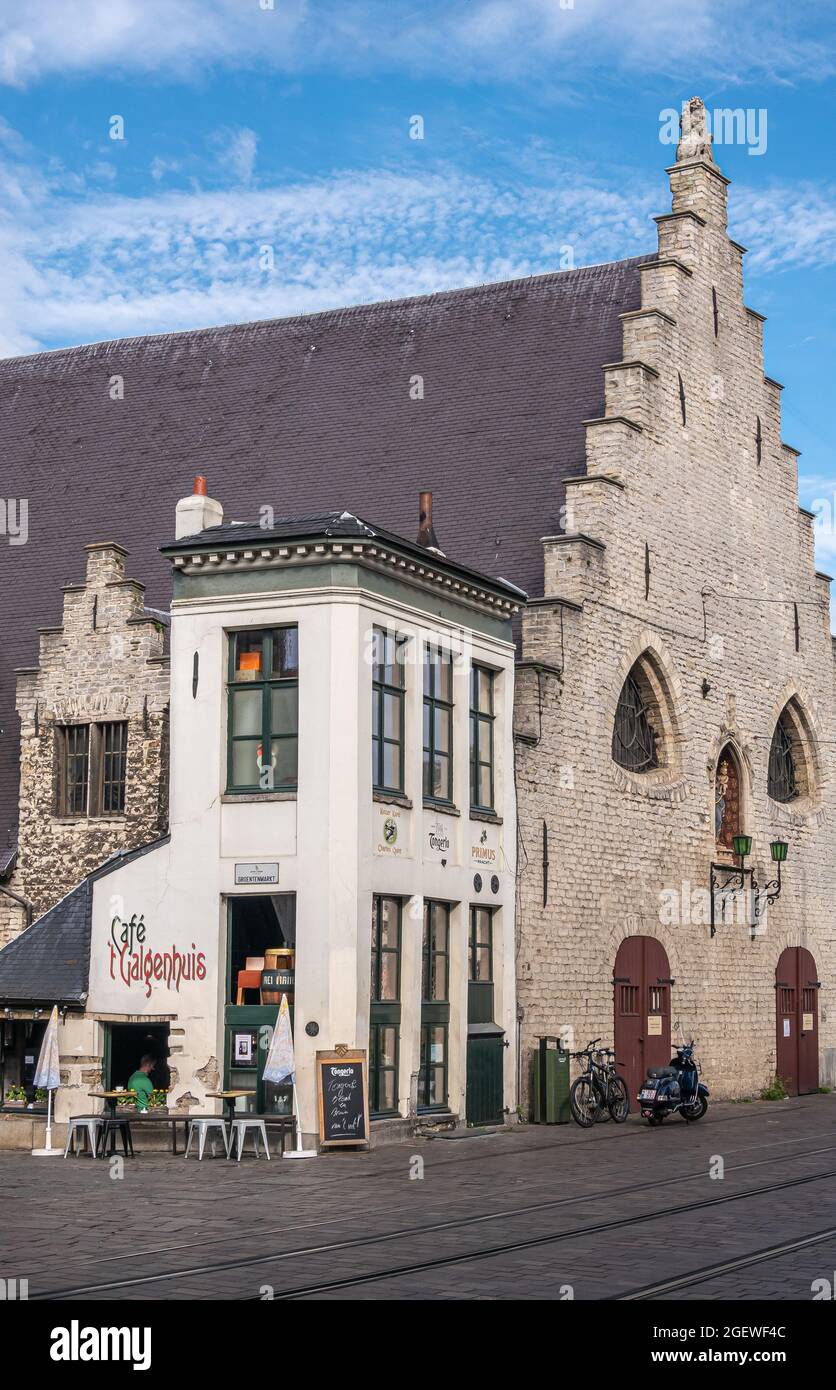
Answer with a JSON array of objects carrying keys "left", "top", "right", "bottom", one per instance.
[
  {"left": 32, "top": 1005, "right": 62, "bottom": 1157},
  {"left": 262, "top": 994, "right": 315, "bottom": 1159}
]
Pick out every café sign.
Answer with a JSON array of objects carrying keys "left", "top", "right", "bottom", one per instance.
[{"left": 108, "top": 914, "right": 207, "bottom": 999}]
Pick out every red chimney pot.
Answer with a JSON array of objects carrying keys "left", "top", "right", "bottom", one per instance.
[{"left": 194, "top": 475, "right": 208, "bottom": 496}]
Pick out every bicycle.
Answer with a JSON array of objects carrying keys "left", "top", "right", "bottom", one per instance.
[{"left": 569, "top": 1039, "right": 631, "bottom": 1127}]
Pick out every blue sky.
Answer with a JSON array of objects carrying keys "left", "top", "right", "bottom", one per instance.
[{"left": 1, "top": 0, "right": 835, "bottom": 560}]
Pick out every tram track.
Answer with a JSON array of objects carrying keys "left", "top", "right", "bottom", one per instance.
[
  {"left": 16, "top": 1131, "right": 836, "bottom": 1281},
  {"left": 615, "top": 1225, "right": 836, "bottom": 1300},
  {"left": 31, "top": 1155, "right": 836, "bottom": 1300}
]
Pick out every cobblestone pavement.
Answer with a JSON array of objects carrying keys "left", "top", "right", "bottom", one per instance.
[{"left": 1, "top": 1095, "right": 835, "bottom": 1300}]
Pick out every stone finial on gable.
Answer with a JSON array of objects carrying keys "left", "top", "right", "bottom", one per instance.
[{"left": 676, "top": 97, "right": 716, "bottom": 165}]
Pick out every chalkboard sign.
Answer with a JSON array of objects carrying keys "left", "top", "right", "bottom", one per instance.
[{"left": 316, "top": 1050, "right": 370, "bottom": 1148}]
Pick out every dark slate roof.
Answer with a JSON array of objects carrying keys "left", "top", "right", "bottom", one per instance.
[
  {"left": 0, "top": 835, "right": 170, "bottom": 1005},
  {"left": 0, "top": 881, "right": 91, "bottom": 1006},
  {"left": 162, "top": 509, "right": 528, "bottom": 600},
  {"left": 0, "top": 255, "right": 651, "bottom": 848}
]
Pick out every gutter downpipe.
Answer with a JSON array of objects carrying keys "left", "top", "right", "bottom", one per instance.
[{"left": 0, "top": 882, "right": 33, "bottom": 930}]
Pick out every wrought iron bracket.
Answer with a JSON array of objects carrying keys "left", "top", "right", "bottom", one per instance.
[{"left": 710, "top": 861, "right": 751, "bottom": 938}]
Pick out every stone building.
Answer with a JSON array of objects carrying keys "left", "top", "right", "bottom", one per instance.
[
  {"left": 0, "top": 542, "right": 169, "bottom": 944},
  {"left": 515, "top": 98, "right": 835, "bottom": 1100},
  {"left": 0, "top": 96, "right": 831, "bottom": 1113}
]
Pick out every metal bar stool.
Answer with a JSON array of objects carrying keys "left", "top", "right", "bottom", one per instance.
[
  {"left": 184, "top": 1116, "right": 230, "bottom": 1159},
  {"left": 231, "top": 1117, "right": 271, "bottom": 1161},
  {"left": 63, "top": 1115, "right": 102, "bottom": 1159}
]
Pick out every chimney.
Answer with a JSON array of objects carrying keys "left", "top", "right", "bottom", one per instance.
[
  {"left": 417, "top": 490, "right": 444, "bottom": 556},
  {"left": 175, "top": 475, "right": 224, "bottom": 540}
]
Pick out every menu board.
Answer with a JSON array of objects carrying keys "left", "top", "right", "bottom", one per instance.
[{"left": 316, "top": 1050, "right": 370, "bottom": 1148}]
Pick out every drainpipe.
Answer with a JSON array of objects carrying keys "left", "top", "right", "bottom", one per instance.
[{"left": 0, "top": 883, "right": 33, "bottom": 930}]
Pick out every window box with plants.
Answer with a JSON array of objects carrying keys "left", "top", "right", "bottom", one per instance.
[{"left": 3, "top": 1086, "right": 27, "bottom": 1109}]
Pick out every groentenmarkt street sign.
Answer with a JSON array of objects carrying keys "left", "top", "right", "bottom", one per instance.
[{"left": 234, "top": 862, "right": 280, "bottom": 886}]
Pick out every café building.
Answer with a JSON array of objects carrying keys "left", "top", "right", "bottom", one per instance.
[{"left": 0, "top": 482, "right": 523, "bottom": 1144}]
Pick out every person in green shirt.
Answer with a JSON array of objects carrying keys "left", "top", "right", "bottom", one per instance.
[{"left": 127, "top": 1055, "right": 156, "bottom": 1113}]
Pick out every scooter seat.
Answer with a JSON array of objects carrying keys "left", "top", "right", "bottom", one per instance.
[{"left": 646, "top": 1067, "right": 677, "bottom": 1079}]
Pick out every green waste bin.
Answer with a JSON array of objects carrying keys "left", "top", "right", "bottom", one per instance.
[{"left": 532, "top": 1036, "right": 570, "bottom": 1123}]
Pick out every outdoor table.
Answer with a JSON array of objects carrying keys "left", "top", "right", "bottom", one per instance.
[
  {"left": 205, "top": 1090, "right": 253, "bottom": 1125},
  {"left": 88, "top": 1090, "right": 137, "bottom": 1118}
]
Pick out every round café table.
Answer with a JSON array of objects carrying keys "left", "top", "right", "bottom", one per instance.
[
  {"left": 205, "top": 1090, "right": 253, "bottom": 1160},
  {"left": 87, "top": 1091, "right": 137, "bottom": 1156}
]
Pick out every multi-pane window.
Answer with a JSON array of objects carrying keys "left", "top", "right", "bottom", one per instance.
[
  {"left": 372, "top": 627, "right": 406, "bottom": 795},
  {"left": 422, "top": 901, "right": 450, "bottom": 1002},
  {"left": 470, "top": 665, "right": 495, "bottom": 812},
  {"left": 227, "top": 628, "right": 298, "bottom": 793},
  {"left": 57, "top": 722, "right": 128, "bottom": 818},
  {"left": 468, "top": 905, "right": 495, "bottom": 1025},
  {"left": 469, "top": 906, "right": 493, "bottom": 982},
  {"left": 59, "top": 724, "right": 90, "bottom": 815},
  {"left": 100, "top": 721, "right": 128, "bottom": 813},
  {"left": 370, "top": 895, "right": 402, "bottom": 1116},
  {"left": 423, "top": 647, "right": 453, "bottom": 803},
  {"left": 420, "top": 901, "right": 450, "bottom": 1110}
]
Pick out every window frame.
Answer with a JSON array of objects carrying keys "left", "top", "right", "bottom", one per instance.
[
  {"left": 370, "top": 894, "right": 402, "bottom": 1117},
  {"left": 372, "top": 627, "right": 406, "bottom": 796},
  {"left": 423, "top": 645, "right": 454, "bottom": 805},
  {"left": 226, "top": 626, "right": 299, "bottom": 795},
  {"left": 469, "top": 664, "right": 496, "bottom": 813},
  {"left": 767, "top": 712, "right": 799, "bottom": 804},
  {"left": 56, "top": 721, "right": 129, "bottom": 819}
]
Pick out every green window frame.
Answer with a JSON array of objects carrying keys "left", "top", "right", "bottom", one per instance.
[
  {"left": 370, "top": 895, "right": 402, "bottom": 1116},
  {"left": 420, "top": 900, "right": 450, "bottom": 1111},
  {"left": 226, "top": 627, "right": 299, "bottom": 793},
  {"left": 372, "top": 627, "right": 406, "bottom": 795},
  {"left": 468, "top": 904, "right": 495, "bottom": 1026},
  {"left": 423, "top": 646, "right": 453, "bottom": 804},
  {"left": 470, "top": 665, "right": 496, "bottom": 812}
]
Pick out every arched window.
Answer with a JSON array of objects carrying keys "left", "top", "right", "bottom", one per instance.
[
  {"left": 612, "top": 670, "right": 659, "bottom": 773},
  {"left": 767, "top": 699, "right": 817, "bottom": 805},
  {"left": 715, "top": 743, "right": 742, "bottom": 851},
  {"left": 768, "top": 713, "right": 797, "bottom": 803}
]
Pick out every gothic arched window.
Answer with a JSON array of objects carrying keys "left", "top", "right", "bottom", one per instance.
[
  {"left": 768, "top": 710, "right": 799, "bottom": 803},
  {"left": 612, "top": 670, "right": 659, "bottom": 773}
]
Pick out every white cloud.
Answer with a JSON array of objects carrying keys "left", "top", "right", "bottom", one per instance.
[
  {"left": 732, "top": 184, "right": 836, "bottom": 273},
  {"left": 0, "top": 138, "right": 661, "bottom": 356},
  {"left": 210, "top": 127, "right": 259, "bottom": 186},
  {"left": 0, "top": 0, "right": 832, "bottom": 88}
]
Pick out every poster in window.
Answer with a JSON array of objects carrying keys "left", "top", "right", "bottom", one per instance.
[{"left": 233, "top": 1031, "right": 255, "bottom": 1067}]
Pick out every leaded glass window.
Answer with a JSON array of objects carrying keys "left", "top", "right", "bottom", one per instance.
[{"left": 612, "top": 671, "right": 659, "bottom": 772}]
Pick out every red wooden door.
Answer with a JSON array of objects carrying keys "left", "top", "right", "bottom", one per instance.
[
  {"left": 614, "top": 937, "right": 672, "bottom": 1101},
  {"left": 776, "top": 948, "right": 819, "bottom": 1096}
]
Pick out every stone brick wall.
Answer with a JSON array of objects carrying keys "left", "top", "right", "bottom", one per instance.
[
  {"left": 516, "top": 106, "right": 836, "bottom": 1103},
  {"left": 0, "top": 542, "right": 169, "bottom": 942}
]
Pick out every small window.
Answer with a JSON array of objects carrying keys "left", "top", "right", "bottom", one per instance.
[
  {"left": 372, "top": 628, "right": 406, "bottom": 795},
  {"left": 56, "top": 722, "right": 128, "bottom": 817},
  {"left": 768, "top": 711, "right": 798, "bottom": 803},
  {"left": 469, "top": 906, "right": 493, "bottom": 983},
  {"left": 612, "top": 670, "right": 659, "bottom": 773},
  {"left": 58, "top": 724, "right": 90, "bottom": 815},
  {"left": 100, "top": 721, "right": 128, "bottom": 814},
  {"left": 423, "top": 647, "right": 453, "bottom": 803},
  {"left": 470, "top": 665, "right": 495, "bottom": 812},
  {"left": 422, "top": 901, "right": 450, "bottom": 1002},
  {"left": 227, "top": 627, "right": 298, "bottom": 793},
  {"left": 371, "top": 895, "right": 401, "bottom": 1003}
]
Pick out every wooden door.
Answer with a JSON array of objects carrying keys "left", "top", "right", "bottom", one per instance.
[
  {"left": 776, "top": 948, "right": 819, "bottom": 1096},
  {"left": 614, "top": 937, "right": 672, "bottom": 1100}
]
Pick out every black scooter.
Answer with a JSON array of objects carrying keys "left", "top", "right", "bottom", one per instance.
[{"left": 638, "top": 1040, "right": 709, "bottom": 1125}]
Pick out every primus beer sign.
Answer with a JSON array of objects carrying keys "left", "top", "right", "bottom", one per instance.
[{"left": 108, "top": 914, "right": 207, "bottom": 999}]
